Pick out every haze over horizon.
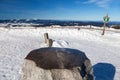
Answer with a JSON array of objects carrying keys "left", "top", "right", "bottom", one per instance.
[{"left": 0, "top": 0, "right": 120, "bottom": 21}]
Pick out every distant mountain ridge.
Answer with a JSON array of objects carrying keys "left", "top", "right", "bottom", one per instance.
[{"left": 0, "top": 19, "right": 120, "bottom": 27}]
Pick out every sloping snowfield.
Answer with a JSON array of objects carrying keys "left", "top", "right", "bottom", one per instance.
[{"left": 0, "top": 27, "right": 120, "bottom": 80}]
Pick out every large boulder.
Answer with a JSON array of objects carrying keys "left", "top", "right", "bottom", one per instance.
[{"left": 22, "top": 47, "right": 94, "bottom": 80}]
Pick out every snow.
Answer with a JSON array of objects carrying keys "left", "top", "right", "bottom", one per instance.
[{"left": 0, "top": 26, "right": 120, "bottom": 80}]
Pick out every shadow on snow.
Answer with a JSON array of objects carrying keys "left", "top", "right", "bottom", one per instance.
[{"left": 93, "top": 63, "right": 115, "bottom": 80}]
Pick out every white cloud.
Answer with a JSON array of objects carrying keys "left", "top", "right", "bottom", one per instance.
[{"left": 83, "top": 0, "right": 111, "bottom": 8}]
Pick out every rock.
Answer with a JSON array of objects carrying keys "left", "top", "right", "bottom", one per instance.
[
  {"left": 111, "top": 25, "right": 120, "bottom": 29},
  {"left": 22, "top": 47, "right": 94, "bottom": 80}
]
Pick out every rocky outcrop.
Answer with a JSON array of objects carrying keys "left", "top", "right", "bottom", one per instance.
[
  {"left": 111, "top": 25, "right": 120, "bottom": 29},
  {"left": 22, "top": 47, "right": 94, "bottom": 80}
]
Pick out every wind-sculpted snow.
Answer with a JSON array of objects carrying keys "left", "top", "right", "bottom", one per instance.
[{"left": 0, "top": 27, "right": 120, "bottom": 80}]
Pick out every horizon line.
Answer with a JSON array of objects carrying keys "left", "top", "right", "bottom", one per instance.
[{"left": 0, "top": 18, "right": 120, "bottom": 22}]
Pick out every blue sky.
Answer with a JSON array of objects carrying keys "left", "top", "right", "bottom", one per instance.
[{"left": 0, "top": 0, "right": 120, "bottom": 21}]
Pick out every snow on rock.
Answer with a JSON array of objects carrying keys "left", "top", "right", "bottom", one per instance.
[{"left": 0, "top": 27, "right": 120, "bottom": 80}]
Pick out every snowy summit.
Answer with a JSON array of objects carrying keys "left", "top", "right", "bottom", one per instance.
[{"left": 0, "top": 26, "right": 120, "bottom": 80}]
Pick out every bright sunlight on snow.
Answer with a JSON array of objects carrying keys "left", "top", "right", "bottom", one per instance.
[{"left": 0, "top": 26, "right": 120, "bottom": 80}]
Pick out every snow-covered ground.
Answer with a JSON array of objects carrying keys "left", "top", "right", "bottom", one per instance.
[{"left": 0, "top": 26, "right": 120, "bottom": 80}]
